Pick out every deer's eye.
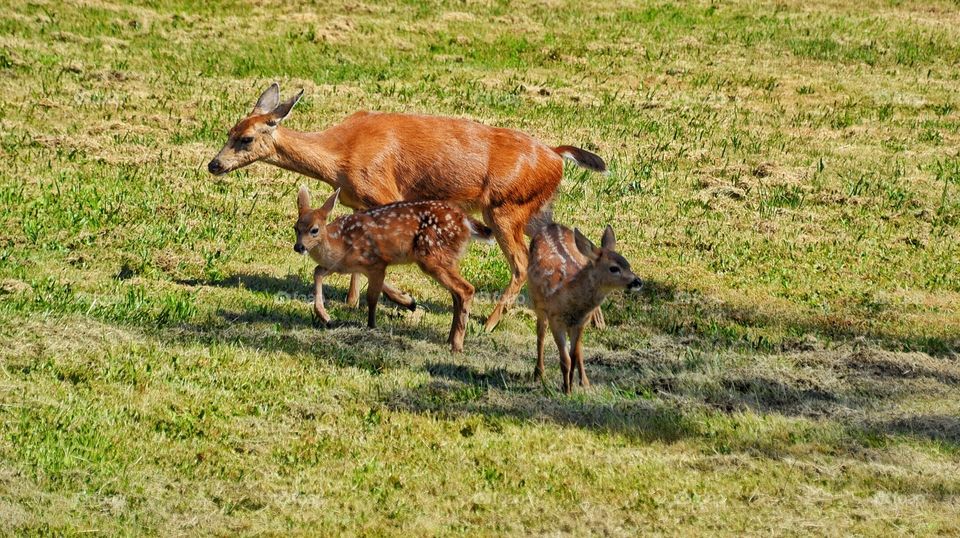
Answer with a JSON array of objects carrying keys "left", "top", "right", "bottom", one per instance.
[
  {"left": 609, "top": 266, "right": 621, "bottom": 274},
  {"left": 239, "top": 136, "right": 254, "bottom": 145},
  {"left": 310, "top": 227, "right": 320, "bottom": 236}
]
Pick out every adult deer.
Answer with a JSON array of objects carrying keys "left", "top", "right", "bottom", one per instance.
[{"left": 208, "top": 83, "right": 606, "bottom": 330}]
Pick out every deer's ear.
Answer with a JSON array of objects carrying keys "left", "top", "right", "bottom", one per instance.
[
  {"left": 319, "top": 188, "right": 340, "bottom": 217},
  {"left": 253, "top": 82, "right": 280, "bottom": 115},
  {"left": 600, "top": 225, "right": 616, "bottom": 250},
  {"left": 267, "top": 89, "right": 303, "bottom": 126},
  {"left": 573, "top": 228, "right": 600, "bottom": 262},
  {"left": 297, "top": 185, "right": 311, "bottom": 213}
]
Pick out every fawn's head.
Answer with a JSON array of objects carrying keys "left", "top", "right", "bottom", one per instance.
[
  {"left": 293, "top": 186, "right": 340, "bottom": 255},
  {"left": 208, "top": 83, "right": 303, "bottom": 176},
  {"left": 573, "top": 226, "right": 642, "bottom": 292}
]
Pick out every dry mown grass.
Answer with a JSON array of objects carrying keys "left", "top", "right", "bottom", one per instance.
[{"left": 1, "top": 0, "right": 959, "bottom": 535}]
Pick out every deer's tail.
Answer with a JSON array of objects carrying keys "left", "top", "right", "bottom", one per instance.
[
  {"left": 552, "top": 145, "right": 607, "bottom": 173},
  {"left": 465, "top": 216, "right": 494, "bottom": 242}
]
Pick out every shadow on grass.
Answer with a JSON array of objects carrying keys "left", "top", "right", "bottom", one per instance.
[
  {"left": 386, "top": 376, "right": 695, "bottom": 444},
  {"left": 176, "top": 272, "right": 310, "bottom": 297},
  {"left": 177, "top": 271, "right": 456, "bottom": 313},
  {"left": 161, "top": 272, "right": 959, "bottom": 447},
  {"left": 606, "top": 277, "right": 959, "bottom": 357},
  {"left": 867, "top": 414, "right": 960, "bottom": 445}
]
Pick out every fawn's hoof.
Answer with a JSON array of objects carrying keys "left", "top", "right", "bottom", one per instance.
[{"left": 312, "top": 315, "right": 331, "bottom": 328}]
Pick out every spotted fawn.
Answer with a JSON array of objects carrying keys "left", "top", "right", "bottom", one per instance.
[{"left": 293, "top": 186, "right": 492, "bottom": 352}]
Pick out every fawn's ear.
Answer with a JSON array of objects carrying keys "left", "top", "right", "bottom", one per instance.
[
  {"left": 253, "top": 82, "right": 280, "bottom": 115},
  {"left": 573, "top": 228, "right": 600, "bottom": 262},
  {"left": 297, "top": 185, "right": 311, "bottom": 213},
  {"left": 600, "top": 225, "right": 616, "bottom": 250},
  {"left": 267, "top": 89, "right": 304, "bottom": 126},
  {"left": 318, "top": 188, "right": 340, "bottom": 219}
]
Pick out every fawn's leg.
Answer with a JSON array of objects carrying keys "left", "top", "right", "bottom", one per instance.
[
  {"left": 534, "top": 314, "right": 547, "bottom": 382},
  {"left": 365, "top": 268, "right": 385, "bottom": 329},
  {"left": 312, "top": 265, "right": 332, "bottom": 326},
  {"left": 589, "top": 307, "right": 605, "bottom": 330},
  {"left": 550, "top": 323, "right": 572, "bottom": 394},
  {"left": 350, "top": 273, "right": 414, "bottom": 311},
  {"left": 570, "top": 323, "right": 590, "bottom": 387},
  {"left": 346, "top": 273, "right": 362, "bottom": 308},
  {"left": 382, "top": 283, "right": 416, "bottom": 311},
  {"left": 483, "top": 204, "right": 534, "bottom": 332},
  {"left": 419, "top": 260, "right": 474, "bottom": 353}
]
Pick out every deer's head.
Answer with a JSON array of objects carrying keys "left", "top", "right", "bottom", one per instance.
[
  {"left": 293, "top": 186, "right": 340, "bottom": 256},
  {"left": 208, "top": 83, "right": 303, "bottom": 176},
  {"left": 573, "top": 226, "right": 642, "bottom": 292}
]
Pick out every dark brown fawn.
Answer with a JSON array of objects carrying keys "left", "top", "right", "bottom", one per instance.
[
  {"left": 293, "top": 186, "right": 492, "bottom": 352},
  {"left": 528, "top": 223, "right": 642, "bottom": 393},
  {"left": 209, "top": 83, "right": 606, "bottom": 331}
]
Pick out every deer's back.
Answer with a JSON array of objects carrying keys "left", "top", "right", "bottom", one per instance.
[
  {"left": 330, "top": 200, "right": 473, "bottom": 267},
  {"left": 528, "top": 223, "right": 589, "bottom": 299},
  {"left": 326, "top": 112, "right": 564, "bottom": 210}
]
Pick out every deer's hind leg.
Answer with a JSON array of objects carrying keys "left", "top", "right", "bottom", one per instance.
[
  {"left": 483, "top": 203, "right": 538, "bottom": 332},
  {"left": 418, "top": 258, "right": 475, "bottom": 353},
  {"left": 348, "top": 274, "right": 415, "bottom": 311}
]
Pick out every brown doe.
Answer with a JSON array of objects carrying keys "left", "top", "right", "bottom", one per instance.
[
  {"left": 209, "top": 83, "right": 606, "bottom": 331},
  {"left": 528, "top": 223, "right": 642, "bottom": 393},
  {"left": 293, "top": 186, "right": 492, "bottom": 352}
]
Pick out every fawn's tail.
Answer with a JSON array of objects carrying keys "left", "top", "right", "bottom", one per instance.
[
  {"left": 465, "top": 216, "right": 494, "bottom": 242},
  {"left": 552, "top": 145, "right": 607, "bottom": 173}
]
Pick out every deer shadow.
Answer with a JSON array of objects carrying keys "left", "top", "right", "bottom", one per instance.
[
  {"left": 177, "top": 271, "right": 457, "bottom": 313},
  {"left": 597, "top": 276, "right": 959, "bottom": 357}
]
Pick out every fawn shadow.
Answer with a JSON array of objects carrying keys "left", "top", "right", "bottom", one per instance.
[
  {"left": 175, "top": 272, "right": 310, "bottom": 297},
  {"left": 600, "top": 276, "right": 959, "bottom": 357},
  {"left": 866, "top": 414, "right": 960, "bottom": 444},
  {"left": 385, "top": 364, "right": 694, "bottom": 444}
]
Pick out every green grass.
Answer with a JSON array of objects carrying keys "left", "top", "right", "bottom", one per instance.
[{"left": 2, "top": 0, "right": 960, "bottom": 534}]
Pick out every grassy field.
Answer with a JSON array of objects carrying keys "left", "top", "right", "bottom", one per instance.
[{"left": 2, "top": 0, "right": 960, "bottom": 534}]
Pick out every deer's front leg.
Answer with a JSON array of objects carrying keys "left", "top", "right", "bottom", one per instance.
[
  {"left": 312, "top": 265, "right": 332, "bottom": 327},
  {"left": 570, "top": 324, "right": 590, "bottom": 388},
  {"left": 346, "top": 273, "right": 362, "bottom": 308},
  {"left": 534, "top": 315, "right": 547, "bottom": 382},
  {"left": 365, "top": 268, "right": 386, "bottom": 329}
]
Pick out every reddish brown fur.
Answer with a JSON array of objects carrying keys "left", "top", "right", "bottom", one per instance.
[
  {"left": 527, "top": 223, "right": 642, "bottom": 393},
  {"left": 209, "top": 85, "right": 606, "bottom": 330},
  {"left": 294, "top": 187, "right": 490, "bottom": 352}
]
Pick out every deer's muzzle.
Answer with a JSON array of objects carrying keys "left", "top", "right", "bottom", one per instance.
[{"left": 207, "top": 159, "right": 225, "bottom": 175}]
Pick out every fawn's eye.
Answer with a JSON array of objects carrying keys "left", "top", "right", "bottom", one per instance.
[
  {"left": 310, "top": 227, "right": 320, "bottom": 236},
  {"left": 239, "top": 136, "right": 254, "bottom": 145},
  {"left": 609, "top": 266, "right": 621, "bottom": 274}
]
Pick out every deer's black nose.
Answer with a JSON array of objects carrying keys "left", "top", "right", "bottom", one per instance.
[
  {"left": 207, "top": 160, "right": 223, "bottom": 175},
  {"left": 294, "top": 243, "right": 305, "bottom": 254},
  {"left": 628, "top": 278, "right": 642, "bottom": 292}
]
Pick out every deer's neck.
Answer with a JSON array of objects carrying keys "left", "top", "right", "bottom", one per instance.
[
  {"left": 565, "top": 267, "right": 609, "bottom": 318},
  {"left": 268, "top": 127, "right": 340, "bottom": 186},
  {"left": 309, "top": 227, "right": 350, "bottom": 272}
]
